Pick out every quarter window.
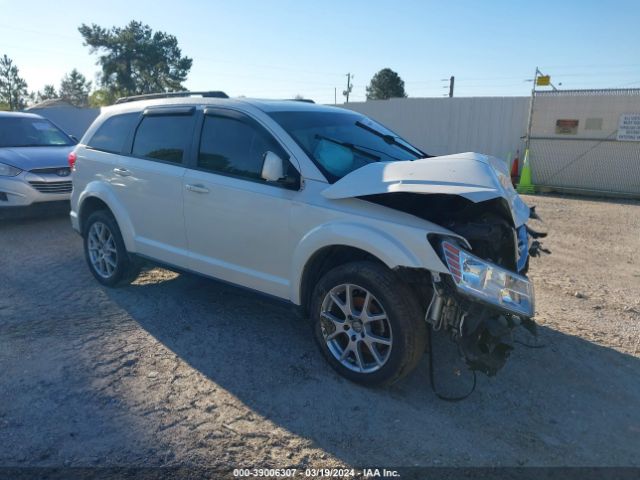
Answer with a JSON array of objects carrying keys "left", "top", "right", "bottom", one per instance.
[
  {"left": 198, "top": 115, "right": 279, "bottom": 180},
  {"left": 132, "top": 115, "right": 193, "bottom": 163},
  {"left": 87, "top": 113, "right": 138, "bottom": 153}
]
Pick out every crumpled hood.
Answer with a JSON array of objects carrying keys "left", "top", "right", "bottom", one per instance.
[
  {"left": 322, "top": 152, "right": 531, "bottom": 227},
  {"left": 0, "top": 146, "right": 73, "bottom": 170}
]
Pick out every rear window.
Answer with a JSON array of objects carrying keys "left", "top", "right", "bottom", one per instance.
[
  {"left": 131, "top": 115, "right": 193, "bottom": 164},
  {"left": 87, "top": 113, "right": 138, "bottom": 154}
]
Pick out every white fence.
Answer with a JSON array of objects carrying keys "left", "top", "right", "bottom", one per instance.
[
  {"left": 529, "top": 89, "right": 640, "bottom": 197},
  {"left": 341, "top": 92, "right": 640, "bottom": 198},
  {"left": 341, "top": 96, "right": 530, "bottom": 162}
]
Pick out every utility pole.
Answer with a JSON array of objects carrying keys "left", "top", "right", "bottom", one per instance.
[
  {"left": 343, "top": 73, "right": 353, "bottom": 103},
  {"left": 525, "top": 67, "right": 556, "bottom": 150},
  {"left": 524, "top": 67, "right": 559, "bottom": 152},
  {"left": 524, "top": 67, "right": 539, "bottom": 152},
  {"left": 441, "top": 76, "right": 455, "bottom": 97}
]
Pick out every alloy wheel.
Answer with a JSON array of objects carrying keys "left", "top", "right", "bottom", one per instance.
[
  {"left": 87, "top": 221, "right": 118, "bottom": 279},
  {"left": 320, "top": 283, "right": 393, "bottom": 373}
]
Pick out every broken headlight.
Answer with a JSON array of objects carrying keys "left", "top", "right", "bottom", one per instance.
[{"left": 441, "top": 241, "right": 534, "bottom": 318}]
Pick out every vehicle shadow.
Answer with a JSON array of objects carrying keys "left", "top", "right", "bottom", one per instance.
[
  {"left": 0, "top": 201, "right": 70, "bottom": 224},
  {"left": 105, "top": 269, "right": 640, "bottom": 467}
]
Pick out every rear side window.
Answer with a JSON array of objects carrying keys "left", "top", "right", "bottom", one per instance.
[
  {"left": 87, "top": 113, "right": 138, "bottom": 153},
  {"left": 132, "top": 115, "right": 193, "bottom": 164},
  {"left": 198, "top": 115, "right": 279, "bottom": 180}
]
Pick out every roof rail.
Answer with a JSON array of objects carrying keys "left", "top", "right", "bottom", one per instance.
[
  {"left": 115, "top": 91, "right": 229, "bottom": 104},
  {"left": 288, "top": 98, "right": 315, "bottom": 104}
]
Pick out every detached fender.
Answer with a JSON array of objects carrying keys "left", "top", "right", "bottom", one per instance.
[
  {"left": 289, "top": 221, "right": 451, "bottom": 304},
  {"left": 76, "top": 182, "right": 136, "bottom": 252}
]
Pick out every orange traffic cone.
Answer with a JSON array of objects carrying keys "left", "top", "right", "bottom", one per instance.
[{"left": 510, "top": 150, "right": 520, "bottom": 187}]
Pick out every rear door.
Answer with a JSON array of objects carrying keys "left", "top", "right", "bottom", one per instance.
[
  {"left": 183, "top": 108, "right": 300, "bottom": 299},
  {"left": 114, "top": 107, "right": 195, "bottom": 266}
]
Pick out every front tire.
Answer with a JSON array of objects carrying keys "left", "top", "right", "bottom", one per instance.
[
  {"left": 83, "top": 210, "right": 141, "bottom": 287},
  {"left": 310, "top": 261, "right": 427, "bottom": 386}
]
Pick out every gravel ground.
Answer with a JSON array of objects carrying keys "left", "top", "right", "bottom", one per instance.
[{"left": 1, "top": 194, "right": 639, "bottom": 474}]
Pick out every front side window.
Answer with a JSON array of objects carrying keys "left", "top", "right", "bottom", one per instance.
[
  {"left": 87, "top": 113, "right": 138, "bottom": 153},
  {"left": 198, "top": 115, "right": 280, "bottom": 180},
  {"left": 0, "top": 117, "right": 74, "bottom": 148},
  {"left": 267, "top": 110, "right": 425, "bottom": 182},
  {"left": 132, "top": 115, "right": 193, "bottom": 163}
]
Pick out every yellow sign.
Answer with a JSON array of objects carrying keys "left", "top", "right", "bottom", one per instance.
[{"left": 536, "top": 75, "right": 551, "bottom": 86}]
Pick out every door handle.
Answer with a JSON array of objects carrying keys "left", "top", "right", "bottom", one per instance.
[
  {"left": 113, "top": 168, "right": 132, "bottom": 177},
  {"left": 185, "top": 183, "right": 210, "bottom": 194}
]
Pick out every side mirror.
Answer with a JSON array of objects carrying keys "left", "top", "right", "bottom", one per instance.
[{"left": 261, "top": 151, "right": 285, "bottom": 182}]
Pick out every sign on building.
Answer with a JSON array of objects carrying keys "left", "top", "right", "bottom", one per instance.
[
  {"left": 617, "top": 113, "right": 640, "bottom": 142},
  {"left": 555, "top": 119, "right": 579, "bottom": 135}
]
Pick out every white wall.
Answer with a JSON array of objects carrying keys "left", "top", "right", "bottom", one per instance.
[
  {"left": 341, "top": 96, "right": 530, "bottom": 162},
  {"left": 529, "top": 89, "right": 640, "bottom": 196}
]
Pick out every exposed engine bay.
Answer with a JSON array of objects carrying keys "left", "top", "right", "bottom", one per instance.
[{"left": 363, "top": 192, "right": 549, "bottom": 376}]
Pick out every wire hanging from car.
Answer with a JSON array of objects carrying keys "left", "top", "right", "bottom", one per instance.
[{"left": 426, "top": 325, "right": 477, "bottom": 402}]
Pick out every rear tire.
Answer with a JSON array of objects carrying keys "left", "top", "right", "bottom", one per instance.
[
  {"left": 310, "top": 261, "right": 427, "bottom": 386},
  {"left": 83, "top": 210, "right": 142, "bottom": 287}
]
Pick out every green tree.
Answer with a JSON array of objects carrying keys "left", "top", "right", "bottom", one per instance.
[
  {"left": 34, "top": 84, "right": 59, "bottom": 103},
  {"left": 366, "top": 68, "right": 407, "bottom": 100},
  {"left": 78, "top": 20, "right": 193, "bottom": 97},
  {"left": 59, "top": 69, "right": 91, "bottom": 107},
  {"left": 0, "top": 55, "right": 29, "bottom": 110},
  {"left": 88, "top": 88, "right": 117, "bottom": 107}
]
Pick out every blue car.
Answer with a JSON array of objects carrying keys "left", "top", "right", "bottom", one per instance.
[{"left": 0, "top": 111, "right": 76, "bottom": 208}]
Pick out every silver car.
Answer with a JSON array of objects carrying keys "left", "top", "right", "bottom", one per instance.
[{"left": 0, "top": 112, "right": 76, "bottom": 208}]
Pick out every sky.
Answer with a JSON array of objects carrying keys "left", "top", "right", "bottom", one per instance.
[{"left": 1, "top": 0, "right": 639, "bottom": 104}]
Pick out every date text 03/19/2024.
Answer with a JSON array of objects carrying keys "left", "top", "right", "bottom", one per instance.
[{"left": 232, "top": 468, "right": 400, "bottom": 477}]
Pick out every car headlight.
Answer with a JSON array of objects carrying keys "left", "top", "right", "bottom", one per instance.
[
  {"left": 0, "top": 162, "right": 22, "bottom": 177},
  {"left": 442, "top": 241, "right": 534, "bottom": 318}
]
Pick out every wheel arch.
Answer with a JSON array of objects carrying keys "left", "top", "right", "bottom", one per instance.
[
  {"left": 298, "top": 245, "right": 385, "bottom": 316},
  {"left": 291, "top": 222, "right": 427, "bottom": 313},
  {"left": 77, "top": 184, "right": 135, "bottom": 251},
  {"left": 79, "top": 196, "right": 110, "bottom": 233}
]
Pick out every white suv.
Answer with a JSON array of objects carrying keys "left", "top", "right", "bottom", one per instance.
[{"left": 70, "top": 92, "right": 542, "bottom": 386}]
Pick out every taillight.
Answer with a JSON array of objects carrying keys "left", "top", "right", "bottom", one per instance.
[{"left": 68, "top": 151, "right": 77, "bottom": 170}]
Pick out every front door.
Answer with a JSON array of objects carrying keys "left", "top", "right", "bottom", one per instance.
[{"left": 183, "top": 109, "right": 300, "bottom": 299}]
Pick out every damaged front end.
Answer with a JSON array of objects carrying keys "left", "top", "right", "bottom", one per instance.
[
  {"left": 427, "top": 239, "right": 537, "bottom": 375},
  {"left": 422, "top": 197, "right": 548, "bottom": 377},
  {"left": 422, "top": 201, "right": 550, "bottom": 376},
  {"left": 386, "top": 197, "right": 547, "bottom": 376},
  {"left": 421, "top": 202, "right": 548, "bottom": 376},
  {"left": 322, "top": 151, "right": 549, "bottom": 376},
  {"left": 362, "top": 193, "right": 547, "bottom": 376}
]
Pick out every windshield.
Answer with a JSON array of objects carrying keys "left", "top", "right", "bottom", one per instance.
[
  {"left": 268, "top": 110, "right": 425, "bottom": 182},
  {"left": 0, "top": 117, "right": 74, "bottom": 148}
]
